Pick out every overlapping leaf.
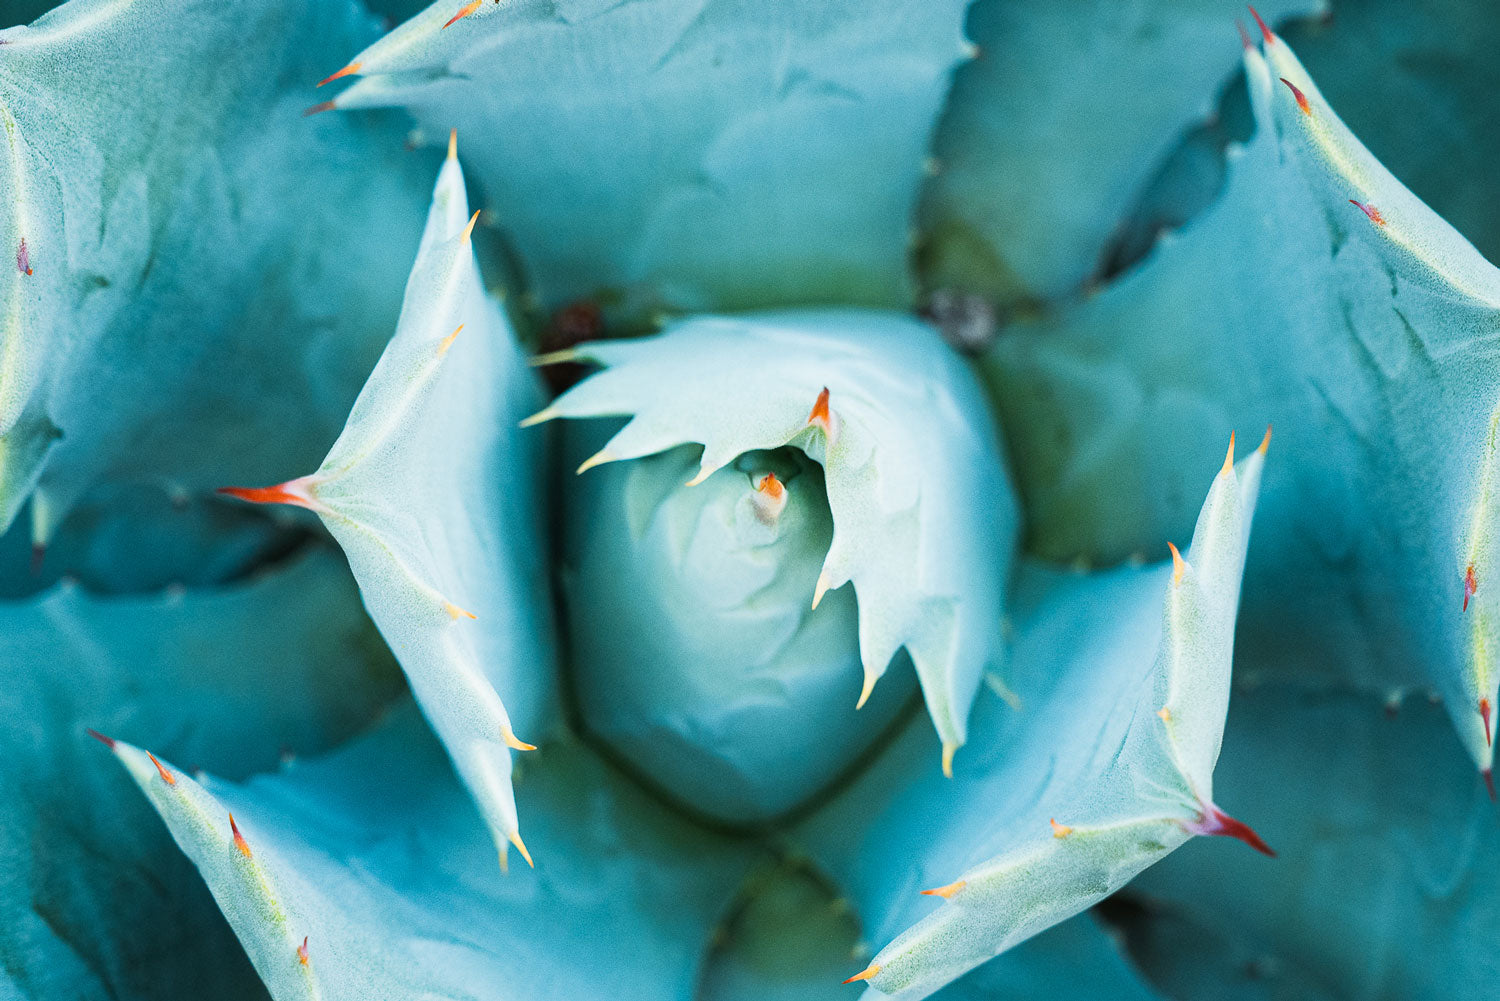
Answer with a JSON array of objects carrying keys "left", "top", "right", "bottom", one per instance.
[
  {"left": 313, "top": 0, "right": 971, "bottom": 327},
  {"left": 529, "top": 310, "right": 1017, "bottom": 771},
  {"left": 98, "top": 703, "right": 761, "bottom": 1001},
  {"left": 0, "top": 0, "right": 431, "bottom": 536},
  {"left": 220, "top": 146, "right": 557, "bottom": 867},
  {"left": 986, "top": 27, "right": 1500, "bottom": 774},
  {"left": 918, "top": 0, "right": 1321, "bottom": 310},
  {"left": 794, "top": 443, "right": 1267, "bottom": 999},
  {"left": 0, "top": 551, "right": 401, "bottom": 1001}
]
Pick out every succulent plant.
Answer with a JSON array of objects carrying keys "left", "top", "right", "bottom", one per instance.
[{"left": 3, "top": 2, "right": 1496, "bottom": 1000}]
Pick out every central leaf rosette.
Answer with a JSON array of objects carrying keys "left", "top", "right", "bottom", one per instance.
[
  {"left": 530, "top": 309, "right": 1021, "bottom": 821},
  {"left": 561, "top": 438, "right": 916, "bottom": 823}
]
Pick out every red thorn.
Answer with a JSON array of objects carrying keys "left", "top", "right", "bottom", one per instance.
[
  {"left": 1465, "top": 564, "right": 1478, "bottom": 611},
  {"left": 316, "top": 61, "right": 362, "bottom": 88},
  {"left": 1249, "top": 5, "right": 1274, "bottom": 43},
  {"left": 1280, "top": 78, "right": 1311, "bottom": 115},
  {"left": 146, "top": 752, "right": 177, "bottom": 786},
  {"left": 29, "top": 543, "right": 44, "bottom": 576},
  {"left": 298, "top": 937, "right": 309, "bottom": 966},
  {"left": 443, "top": 0, "right": 481, "bottom": 28},
  {"left": 1235, "top": 19, "right": 1252, "bottom": 50},
  {"left": 216, "top": 478, "right": 317, "bottom": 510},
  {"left": 85, "top": 728, "right": 116, "bottom": 749},
  {"left": 229, "top": 813, "right": 253, "bottom": 858},
  {"left": 1485, "top": 769, "right": 1496, "bottom": 802},
  {"left": 1349, "top": 200, "right": 1387, "bottom": 226},
  {"left": 16, "top": 237, "right": 32, "bottom": 276},
  {"left": 303, "top": 101, "right": 336, "bottom": 117},
  {"left": 1481, "top": 698, "right": 1493, "bottom": 747},
  {"left": 1193, "top": 805, "right": 1275, "bottom": 856}
]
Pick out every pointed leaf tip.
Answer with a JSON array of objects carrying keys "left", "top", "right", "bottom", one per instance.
[
  {"left": 1481, "top": 699, "right": 1493, "bottom": 747},
  {"left": 1193, "top": 806, "right": 1275, "bottom": 856},
  {"left": 921, "top": 879, "right": 967, "bottom": 899},
  {"left": 806, "top": 386, "right": 837, "bottom": 444},
  {"left": 508, "top": 830, "right": 534, "bottom": 869},
  {"left": 756, "top": 472, "right": 785, "bottom": 500},
  {"left": 1248, "top": 5, "right": 1273, "bottom": 44},
  {"left": 443, "top": 0, "right": 481, "bottom": 28},
  {"left": 146, "top": 752, "right": 176, "bottom": 786},
  {"left": 443, "top": 601, "right": 478, "bottom": 621},
  {"left": 1222, "top": 430, "right": 1236, "bottom": 476},
  {"left": 855, "top": 666, "right": 878, "bottom": 710},
  {"left": 438, "top": 324, "right": 464, "bottom": 356},
  {"left": 1168, "top": 541, "right": 1185, "bottom": 585},
  {"left": 812, "top": 572, "right": 832, "bottom": 611},
  {"left": 1257, "top": 424, "right": 1273, "bottom": 455},
  {"left": 229, "top": 813, "right": 253, "bottom": 858},
  {"left": 1279, "top": 77, "right": 1311, "bottom": 115},
  {"left": 316, "top": 61, "right": 361, "bottom": 88},
  {"left": 302, "top": 101, "right": 336, "bottom": 118},
  {"left": 461, "top": 210, "right": 481, "bottom": 244},
  {"left": 216, "top": 478, "right": 318, "bottom": 510},
  {"left": 1485, "top": 770, "right": 1496, "bottom": 802},
  {"left": 843, "top": 963, "right": 881, "bottom": 985},
  {"left": 1235, "top": 19, "right": 1252, "bottom": 50},
  {"left": 502, "top": 728, "right": 537, "bottom": 752},
  {"left": 84, "top": 728, "right": 116, "bottom": 750},
  {"left": 941, "top": 742, "right": 958, "bottom": 778},
  {"left": 1049, "top": 818, "right": 1072, "bottom": 838},
  {"left": 297, "top": 937, "right": 309, "bottom": 967},
  {"left": 447, "top": 128, "right": 458, "bottom": 160},
  {"left": 1465, "top": 564, "right": 1478, "bottom": 611}
]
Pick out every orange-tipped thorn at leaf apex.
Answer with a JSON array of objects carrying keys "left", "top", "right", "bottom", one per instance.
[
  {"left": 1190, "top": 804, "right": 1275, "bottom": 856},
  {"left": 444, "top": 0, "right": 481, "bottom": 28},
  {"left": 1050, "top": 818, "right": 1072, "bottom": 838},
  {"left": 843, "top": 963, "right": 881, "bottom": 985},
  {"left": 444, "top": 601, "right": 478, "bottom": 621},
  {"left": 1157, "top": 706, "right": 1172, "bottom": 723},
  {"left": 297, "top": 937, "right": 309, "bottom": 967},
  {"left": 1280, "top": 78, "right": 1311, "bottom": 115},
  {"left": 1222, "top": 431, "right": 1236, "bottom": 475},
  {"left": 502, "top": 728, "right": 537, "bottom": 752},
  {"left": 1481, "top": 698, "right": 1493, "bottom": 747},
  {"left": 447, "top": 128, "right": 458, "bottom": 160},
  {"left": 756, "top": 473, "right": 785, "bottom": 500},
  {"left": 921, "top": 879, "right": 967, "bottom": 899},
  {"left": 229, "top": 813, "right": 253, "bottom": 858},
  {"left": 1258, "top": 424, "right": 1272, "bottom": 454},
  {"left": 217, "top": 476, "right": 319, "bottom": 511},
  {"left": 806, "top": 386, "right": 838, "bottom": 445},
  {"left": 146, "top": 752, "right": 176, "bottom": 786},
  {"left": 316, "top": 61, "right": 361, "bottom": 87},
  {"left": 509, "top": 830, "right": 534, "bottom": 868},
  {"left": 1249, "top": 5, "right": 1274, "bottom": 44},
  {"left": 1168, "top": 542, "right": 1185, "bottom": 585},
  {"left": 461, "top": 210, "right": 481, "bottom": 244},
  {"left": 85, "top": 728, "right": 116, "bottom": 749},
  {"left": 438, "top": 324, "right": 464, "bottom": 356},
  {"left": 941, "top": 742, "right": 957, "bottom": 778}
]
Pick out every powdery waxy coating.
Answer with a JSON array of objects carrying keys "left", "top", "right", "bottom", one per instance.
[
  {"left": 306, "top": 0, "right": 973, "bottom": 327},
  {"left": 219, "top": 142, "right": 556, "bottom": 869},
  {"left": 0, "top": 0, "right": 430, "bottom": 541},
  {"left": 986, "top": 23, "right": 1500, "bottom": 781},
  {"left": 526, "top": 310, "right": 1019, "bottom": 773},
  {"left": 826, "top": 436, "right": 1269, "bottom": 1000}
]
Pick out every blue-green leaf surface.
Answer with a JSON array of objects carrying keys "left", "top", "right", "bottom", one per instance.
[
  {"left": 0, "top": 551, "right": 401, "bottom": 1001},
  {"left": 918, "top": 0, "right": 1321, "bottom": 309},
  {"left": 1122, "top": 684, "right": 1500, "bottom": 1001},
  {"left": 220, "top": 146, "right": 557, "bottom": 868},
  {"left": 99, "top": 703, "right": 761, "bottom": 1001},
  {"left": 316, "top": 0, "right": 971, "bottom": 326},
  {"left": 0, "top": 0, "right": 431, "bottom": 536},
  {"left": 795, "top": 444, "right": 1266, "bottom": 999},
  {"left": 985, "top": 28, "right": 1500, "bottom": 774},
  {"left": 530, "top": 309, "right": 1017, "bottom": 770}
]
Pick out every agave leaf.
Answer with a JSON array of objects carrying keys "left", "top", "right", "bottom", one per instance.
[
  {"left": 1284, "top": 0, "right": 1500, "bottom": 265},
  {"left": 0, "top": 0, "right": 432, "bottom": 536},
  {"left": 314, "top": 0, "right": 971, "bottom": 327},
  {"left": 529, "top": 310, "right": 1017, "bottom": 771},
  {"left": 931, "top": 913, "right": 1163, "bottom": 1001},
  {"left": 0, "top": 485, "right": 309, "bottom": 599},
  {"left": 918, "top": 0, "right": 1322, "bottom": 310},
  {"left": 793, "top": 444, "right": 1266, "bottom": 1000},
  {"left": 1122, "top": 684, "right": 1500, "bottom": 1000},
  {"left": 0, "top": 551, "right": 401, "bottom": 1001},
  {"left": 985, "top": 28, "right": 1500, "bottom": 776},
  {"left": 219, "top": 146, "right": 557, "bottom": 868},
  {"left": 98, "top": 702, "right": 761, "bottom": 1001},
  {"left": 560, "top": 434, "right": 917, "bottom": 825}
]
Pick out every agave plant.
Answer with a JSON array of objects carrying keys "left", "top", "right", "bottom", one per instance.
[{"left": 4, "top": 0, "right": 1498, "bottom": 998}]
